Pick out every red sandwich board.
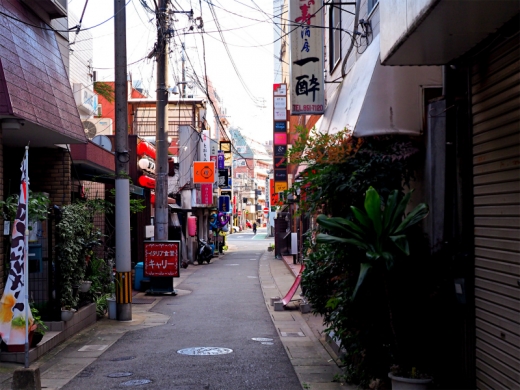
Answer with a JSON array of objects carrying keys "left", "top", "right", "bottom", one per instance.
[{"left": 144, "top": 241, "right": 180, "bottom": 277}]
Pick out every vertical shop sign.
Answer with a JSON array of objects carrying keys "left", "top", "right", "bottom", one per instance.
[
  {"left": 199, "top": 130, "right": 210, "bottom": 162},
  {"left": 289, "top": 0, "right": 324, "bottom": 115},
  {"left": 273, "top": 83, "right": 288, "bottom": 199}
]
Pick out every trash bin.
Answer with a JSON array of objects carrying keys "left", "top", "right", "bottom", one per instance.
[{"left": 134, "top": 262, "right": 149, "bottom": 291}]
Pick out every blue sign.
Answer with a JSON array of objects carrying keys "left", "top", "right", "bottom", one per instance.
[
  {"left": 218, "top": 196, "right": 230, "bottom": 213},
  {"left": 274, "top": 121, "right": 286, "bottom": 132}
]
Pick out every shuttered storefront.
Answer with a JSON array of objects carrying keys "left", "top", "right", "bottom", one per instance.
[{"left": 471, "top": 35, "right": 520, "bottom": 389}]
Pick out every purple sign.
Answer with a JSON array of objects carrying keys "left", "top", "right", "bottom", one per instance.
[{"left": 218, "top": 150, "right": 225, "bottom": 170}]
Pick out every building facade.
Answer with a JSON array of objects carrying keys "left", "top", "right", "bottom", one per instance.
[
  {"left": 380, "top": 2, "right": 520, "bottom": 388},
  {"left": 280, "top": 1, "right": 519, "bottom": 388}
]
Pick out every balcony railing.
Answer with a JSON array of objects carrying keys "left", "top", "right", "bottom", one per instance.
[{"left": 133, "top": 121, "right": 182, "bottom": 138}]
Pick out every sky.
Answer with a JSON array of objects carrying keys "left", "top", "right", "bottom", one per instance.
[{"left": 67, "top": 0, "right": 280, "bottom": 142}]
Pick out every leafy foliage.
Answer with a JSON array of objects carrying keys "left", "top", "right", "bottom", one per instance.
[
  {"left": 93, "top": 81, "right": 115, "bottom": 103},
  {"left": 56, "top": 200, "right": 109, "bottom": 308},
  {"left": 293, "top": 126, "right": 427, "bottom": 386},
  {"left": 0, "top": 191, "right": 50, "bottom": 222},
  {"left": 83, "top": 254, "right": 114, "bottom": 318},
  {"left": 287, "top": 127, "right": 420, "bottom": 217},
  {"left": 316, "top": 187, "right": 429, "bottom": 299}
]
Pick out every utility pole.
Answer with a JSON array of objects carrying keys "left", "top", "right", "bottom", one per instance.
[
  {"left": 155, "top": 0, "right": 169, "bottom": 242},
  {"left": 181, "top": 42, "right": 186, "bottom": 98},
  {"left": 114, "top": 0, "right": 131, "bottom": 321}
]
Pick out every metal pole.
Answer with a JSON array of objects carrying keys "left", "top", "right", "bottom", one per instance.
[
  {"left": 24, "top": 146, "right": 29, "bottom": 368},
  {"left": 114, "top": 0, "right": 132, "bottom": 321},
  {"left": 155, "top": 0, "right": 169, "bottom": 241}
]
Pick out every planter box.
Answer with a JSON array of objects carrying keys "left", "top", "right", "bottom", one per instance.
[{"left": 0, "top": 303, "right": 96, "bottom": 364}]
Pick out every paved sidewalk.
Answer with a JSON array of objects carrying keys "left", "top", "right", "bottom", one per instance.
[
  {"left": 258, "top": 251, "right": 350, "bottom": 390},
  {"left": 0, "top": 247, "right": 350, "bottom": 390}
]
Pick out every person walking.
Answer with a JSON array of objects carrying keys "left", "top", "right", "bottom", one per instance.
[{"left": 252, "top": 222, "right": 257, "bottom": 234}]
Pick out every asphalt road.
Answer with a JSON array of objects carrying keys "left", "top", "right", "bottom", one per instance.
[
  {"left": 62, "top": 231, "right": 302, "bottom": 390},
  {"left": 227, "top": 232, "right": 269, "bottom": 241}
]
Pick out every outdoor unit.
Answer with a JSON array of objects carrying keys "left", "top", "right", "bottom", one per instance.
[{"left": 83, "top": 118, "right": 113, "bottom": 139}]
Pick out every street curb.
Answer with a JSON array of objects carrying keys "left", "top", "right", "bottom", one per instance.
[{"left": 259, "top": 251, "right": 352, "bottom": 390}]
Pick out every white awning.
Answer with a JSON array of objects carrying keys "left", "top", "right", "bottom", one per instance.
[
  {"left": 319, "top": 34, "right": 442, "bottom": 137},
  {"left": 380, "top": 0, "right": 520, "bottom": 66}
]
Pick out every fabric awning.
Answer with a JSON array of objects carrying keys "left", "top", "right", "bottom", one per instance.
[{"left": 319, "top": 34, "right": 442, "bottom": 137}]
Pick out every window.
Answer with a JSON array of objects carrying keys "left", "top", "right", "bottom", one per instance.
[
  {"left": 329, "top": 4, "right": 341, "bottom": 72},
  {"left": 368, "top": 0, "right": 379, "bottom": 13}
]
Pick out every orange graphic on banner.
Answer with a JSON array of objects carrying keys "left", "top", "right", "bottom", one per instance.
[{"left": 193, "top": 161, "right": 215, "bottom": 183}]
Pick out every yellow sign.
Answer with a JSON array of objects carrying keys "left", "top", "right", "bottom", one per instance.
[
  {"left": 193, "top": 161, "right": 215, "bottom": 183},
  {"left": 220, "top": 141, "right": 231, "bottom": 152},
  {"left": 274, "top": 181, "right": 288, "bottom": 193},
  {"left": 224, "top": 152, "right": 232, "bottom": 167}
]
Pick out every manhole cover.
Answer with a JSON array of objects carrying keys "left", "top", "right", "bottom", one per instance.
[
  {"left": 177, "top": 347, "right": 233, "bottom": 356},
  {"left": 252, "top": 338, "right": 273, "bottom": 342},
  {"left": 120, "top": 379, "right": 152, "bottom": 386},
  {"left": 261, "top": 342, "right": 274, "bottom": 345},
  {"left": 108, "top": 372, "right": 133, "bottom": 378},
  {"left": 111, "top": 356, "right": 136, "bottom": 362}
]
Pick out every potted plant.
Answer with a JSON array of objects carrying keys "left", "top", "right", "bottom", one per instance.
[
  {"left": 316, "top": 187, "right": 430, "bottom": 387},
  {"left": 78, "top": 280, "right": 92, "bottom": 293},
  {"left": 388, "top": 366, "right": 432, "bottom": 390},
  {"left": 61, "top": 306, "right": 76, "bottom": 322},
  {"left": 30, "top": 306, "right": 48, "bottom": 347},
  {"left": 267, "top": 243, "right": 275, "bottom": 252}
]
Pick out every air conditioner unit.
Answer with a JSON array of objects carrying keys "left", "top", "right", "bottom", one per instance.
[
  {"left": 73, "top": 83, "right": 97, "bottom": 115},
  {"left": 83, "top": 118, "right": 113, "bottom": 139}
]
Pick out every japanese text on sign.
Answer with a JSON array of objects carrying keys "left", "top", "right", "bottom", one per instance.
[
  {"left": 290, "top": 0, "right": 324, "bottom": 115},
  {"left": 144, "top": 241, "right": 180, "bottom": 277}
]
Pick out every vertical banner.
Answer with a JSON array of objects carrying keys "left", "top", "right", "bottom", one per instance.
[
  {"left": 289, "top": 0, "right": 325, "bottom": 115},
  {"left": 218, "top": 150, "right": 225, "bottom": 170},
  {"left": 199, "top": 130, "right": 210, "bottom": 162},
  {"left": 273, "top": 83, "right": 288, "bottom": 204},
  {"left": 0, "top": 153, "right": 34, "bottom": 346},
  {"left": 198, "top": 130, "right": 213, "bottom": 206}
]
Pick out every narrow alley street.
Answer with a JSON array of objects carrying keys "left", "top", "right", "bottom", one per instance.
[{"left": 59, "top": 232, "right": 302, "bottom": 389}]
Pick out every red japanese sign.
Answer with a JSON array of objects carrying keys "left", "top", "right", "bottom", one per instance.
[{"left": 144, "top": 241, "right": 180, "bottom": 277}]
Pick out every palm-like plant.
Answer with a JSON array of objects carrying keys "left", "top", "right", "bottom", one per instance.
[{"left": 316, "top": 186, "right": 429, "bottom": 300}]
